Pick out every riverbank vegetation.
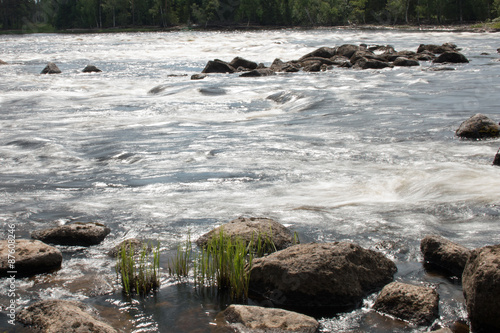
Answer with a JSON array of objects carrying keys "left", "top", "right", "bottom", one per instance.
[{"left": 2, "top": 0, "right": 500, "bottom": 33}]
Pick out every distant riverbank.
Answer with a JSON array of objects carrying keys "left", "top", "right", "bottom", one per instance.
[{"left": 1, "top": 22, "right": 499, "bottom": 35}]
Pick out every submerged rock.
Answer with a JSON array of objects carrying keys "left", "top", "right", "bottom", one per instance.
[
  {"left": 196, "top": 217, "right": 294, "bottom": 250},
  {"left": 455, "top": 113, "right": 500, "bottom": 139},
  {"left": 0, "top": 239, "right": 62, "bottom": 277},
  {"left": 17, "top": 300, "right": 118, "bottom": 333},
  {"left": 32, "top": 222, "right": 111, "bottom": 246},
  {"left": 373, "top": 282, "right": 439, "bottom": 326},
  {"left": 82, "top": 64, "right": 102, "bottom": 73},
  {"left": 420, "top": 235, "right": 470, "bottom": 277},
  {"left": 41, "top": 62, "right": 61, "bottom": 74},
  {"left": 240, "top": 68, "right": 276, "bottom": 77},
  {"left": 249, "top": 242, "right": 397, "bottom": 313},
  {"left": 463, "top": 244, "right": 500, "bottom": 333},
  {"left": 215, "top": 304, "right": 319, "bottom": 333},
  {"left": 191, "top": 73, "right": 207, "bottom": 80}
]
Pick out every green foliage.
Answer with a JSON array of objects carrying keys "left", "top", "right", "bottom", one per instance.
[
  {"left": 116, "top": 241, "right": 161, "bottom": 296},
  {"left": 168, "top": 228, "right": 278, "bottom": 300}
]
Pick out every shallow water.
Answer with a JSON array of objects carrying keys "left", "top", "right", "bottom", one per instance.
[{"left": 1, "top": 29, "right": 500, "bottom": 332}]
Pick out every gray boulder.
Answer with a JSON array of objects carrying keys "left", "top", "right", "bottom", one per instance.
[
  {"left": 0, "top": 239, "right": 62, "bottom": 277},
  {"left": 393, "top": 57, "right": 420, "bottom": 67},
  {"left": 249, "top": 242, "right": 397, "bottom": 312},
  {"left": 433, "top": 51, "right": 469, "bottom": 64},
  {"left": 32, "top": 222, "right": 111, "bottom": 246},
  {"left": 455, "top": 113, "right": 500, "bottom": 139},
  {"left": 41, "top": 62, "right": 61, "bottom": 74},
  {"left": 196, "top": 217, "right": 294, "bottom": 250},
  {"left": 463, "top": 244, "right": 500, "bottom": 333},
  {"left": 82, "top": 65, "right": 102, "bottom": 73},
  {"left": 17, "top": 300, "right": 117, "bottom": 333},
  {"left": 420, "top": 235, "right": 470, "bottom": 277},
  {"left": 202, "top": 59, "right": 236, "bottom": 74},
  {"left": 373, "top": 282, "right": 439, "bottom": 326},
  {"left": 215, "top": 305, "right": 319, "bottom": 333}
]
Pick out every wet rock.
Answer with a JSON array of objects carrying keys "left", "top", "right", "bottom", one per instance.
[
  {"left": 417, "top": 44, "right": 456, "bottom": 54},
  {"left": 240, "top": 68, "right": 276, "bottom": 77},
  {"left": 0, "top": 239, "right": 62, "bottom": 277},
  {"left": 270, "top": 58, "right": 300, "bottom": 72},
  {"left": 299, "top": 46, "right": 337, "bottom": 61},
  {"left": 17, "top": 299, "right": 118, "bottom": 333},
  {"left": 393, "top": 57, "right": 420, "bottom": 67},
  {"left": 249, "top": 242, "right": 397, "bottom": 313},
  {"left": 299, "top": 57, "right": 336, "bottom": 66},
  {"left": 215, "top": 304, "right": 319, "bottom": 333},
  {"left": 301, "top": 60, "right": 323, "bottom": 72},
  {"left": 353, "top": 57, "right": 391, "bottom": 70},
  {"left": 41, "top": 62, "right": 61, "bottom": 74},
  {"left": 196, "top": 217, "right": 294, "bottom": 250},
  {"left": 430, "top": 328, "right": 453, "bottom": 333},
  {"left": 0, "top": 59, "right": 7, "bottom": 65},
  {"left": 202, "top": 59, "right": 236, "bottom": 74},
  {"left": 368, "top": 45, "right": 396, "bottom": 54},
  {"left": 455, "top": 113, "right": 500, "bottom": 139},
  {"left": 373, "top": 282, "right": 439, "bottom": 326},
  {"left": 148, "top": 84, "right": 169, "bottom": 94},
  {"left": 108, "top": 238, "right": 149, "bottom": 257},
  {"left": 382, "top": 50, "right": 417, "bottom": 62},
  {"left": 433, "top": 51, "right": 469, "bottom": 64},
  {"left": 191, "top": 73, "right": 207, "bottom": 80},
  {"left": 427, "top": 67, "right": 455, "bottom": 71},
  {"left": 420, "top": 235, "right": 470, "bottom": 277},
  {"left": 82, "top": 64, "right": 102, "bottom": 73},
  {"left": 330, "top": 55, "right": 351, "bottom": 66},
  {"left": 336, "top": 44, "right": 361, "bottom": 58},
  {"left": 230, "top": 57, "right": 258, "bottom": 71},
  {"left": 32, "top": 222, "right": 111, "bottom": 246},
  {"left": 463, "top": 244, "right": 500, "bottom": 333},
  {"left": 493, "top": 149, "right": 500, "bottom": 166}
]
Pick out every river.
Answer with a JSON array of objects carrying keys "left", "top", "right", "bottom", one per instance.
[{"left": 1, "top": 28, "right": 500, "bottom": 332}]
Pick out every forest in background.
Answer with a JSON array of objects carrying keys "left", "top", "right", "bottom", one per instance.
[{"left": 1, "top": 0, "right": 499, "bottom": 31}]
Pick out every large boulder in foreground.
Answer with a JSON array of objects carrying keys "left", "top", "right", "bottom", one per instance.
[
  {"left": 373, "top": 282, "right": 439, "bottom": 326},
  {"left": 462, "top": 244, "right": 500, "bottom": 333},
  {"left": 41, "top": 62, "right": 61, "bottom": 74},
  {"left": 32, "top": 222, "right": 111, "bottom": 246},
  {"left": 420, "top": 235, "right": 470, "bottom": 277},
  {"left": 215, "top": 305, "right": 319, "bottom": 333},
  {"left": 455, "top": 113, "right": 500, "bottom": 139},
  {"left": 249, "top": 242, "right": 397, "bottom": 313},
  {"left": 17, "top": 300, "right": 117, "bottom": 333},
  {"left": 0, "top": 239, "right": 62, "bottom": 277},
  {"left": 196, "top": 217, "right": 294, "bottom": 250}
]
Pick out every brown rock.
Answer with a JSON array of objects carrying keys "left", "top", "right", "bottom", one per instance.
[
  {"left": 455, "top": 113, "right": 500, "bottom": 139},
  {"left": 196, "top": 217, "right": 294, "bottom": 250},
  {"left": 353, "top": 57, "right": 391, "bottom": 70},
  {"left": 249, "top": 242, "right": 397, "bottom": 312},
  {"left": 270, "top": 59, "right": 300, "bottom": 72},
  {"left": 462, "top": 244, "right": 500, "bottom": 333},
  {"left": 420, "top": 235, "right": 470, "bottom": 277},
  {"left": 433, "top": 51, "right": 469, "bottom": 64},
  {"left": 299, "top": 46, "right": 337, "bottom": 61},
  {"left": 41, "top": 62, "right": 61, "bottom": 74},
  {"left": 0, "top": 59, "right": 7, "bottom": 65},
  {"left": 393, "top": 57, "right": 420, "bottom": 67},
  {"left": 32, "top": 222, "right": 111, "bottom": 246},
  {"left": 202, "top": 59, "right": 236, "bottom": 74},
  {"left": 0, "top": 239, "right": 62, "bottom": 277},
  {"left": 336, "top": 44, "right": 361, "bottom": 58},
  {"left": 215, "top": 305, "right": 319, "bottom": 333},
  {"left": 17, "top": 300, "right": 118, "bottom": 333},
  {"left": 229, "top": 57, "right": 258, "bottom": 71},
  {"left": 373, "top": 282, "right": 439, "bottom": 325}
]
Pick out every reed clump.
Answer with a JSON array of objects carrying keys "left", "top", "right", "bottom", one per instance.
[
  {"left": 168, "top": 228, "right": 279, "bottom": 300},
  {"left": 116, "top": 241, "right": 161, "bottom": 296}
]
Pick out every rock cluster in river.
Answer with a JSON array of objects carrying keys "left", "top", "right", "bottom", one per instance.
[{"left": 195, "top": 42, "right": 469, "bottom": 79}]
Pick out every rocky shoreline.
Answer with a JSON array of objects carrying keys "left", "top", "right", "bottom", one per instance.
[{"left": 2, "top": 207, "right": 500, "bottom": 332}]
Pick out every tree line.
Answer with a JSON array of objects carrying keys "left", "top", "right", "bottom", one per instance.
[{"left": 1, "top": 0, "right": 499, "bottom": 31}]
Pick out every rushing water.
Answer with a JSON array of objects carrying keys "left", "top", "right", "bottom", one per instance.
[{"left": 1, "top": 29, "right": 500, "bottom": 332}]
